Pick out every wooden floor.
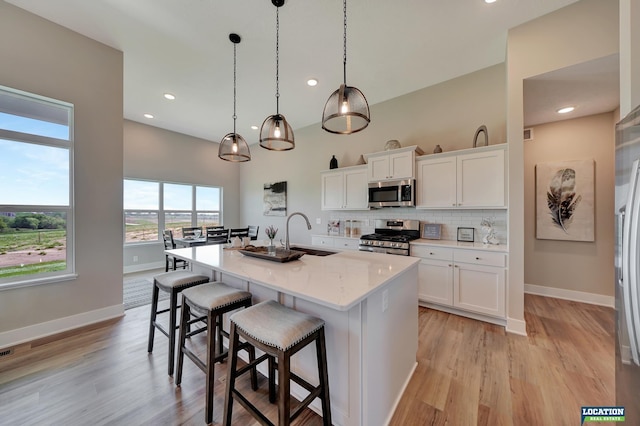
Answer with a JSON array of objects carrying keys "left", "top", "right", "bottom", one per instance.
[{"left": 0, "top": 294, "right": 614, "bottom": 425}]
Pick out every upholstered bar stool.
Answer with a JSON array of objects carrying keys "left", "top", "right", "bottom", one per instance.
[
  {"left": 147, "top": 270, "right": 210, "bottom": 376},
  {"left": 175, "top": 282, "right": 256, "bottom": 424},
  {"left": 223, "top": 300, "right": 332, "bottom": 426}
]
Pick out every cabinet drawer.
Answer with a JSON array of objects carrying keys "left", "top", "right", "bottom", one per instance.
[
  {"left": 411, "top": 245, "right": 453, "bottom": 261},
  {"left": 454, "top": 250, "right": 506, "bottom": 267},
  {"left": 311, "top": 236, "right": 335, "bottom": 247},
  {"left": 333, "top": 237, "right": 359, "bottom": 250}
]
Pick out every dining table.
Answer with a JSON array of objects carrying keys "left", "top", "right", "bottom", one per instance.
[{"left": 173, "top": 236, "right": 209, "bottom": 247}]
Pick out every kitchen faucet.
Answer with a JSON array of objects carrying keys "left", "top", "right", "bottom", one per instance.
[{"left": 284, "top": 212, "right": 312, "bottom": 250}]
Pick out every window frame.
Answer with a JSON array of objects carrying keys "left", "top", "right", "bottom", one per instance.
[
  {"left": 0, "top": 86, "right": 75, "bottom": 290},
  {"left": 123, "top": 179, "right": 222, "bottom": 245}
]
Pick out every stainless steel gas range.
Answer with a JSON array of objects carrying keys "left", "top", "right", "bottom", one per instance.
[{"left": 358, "top": 219, "right": 420, "bottom": 256}]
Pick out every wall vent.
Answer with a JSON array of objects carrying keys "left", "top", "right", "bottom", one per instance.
[
  {"left": 524, "top": 128, "right": 533, "bottom": 141},
  {"left": 0, "top": 348, "right": 14, "bottom": 358}
]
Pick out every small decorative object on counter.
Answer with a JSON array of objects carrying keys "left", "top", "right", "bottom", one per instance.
[
  {"left": 473, "top": 125, "right": 488, "bottom": 148},
  {"left": 384, "top": 139, "right": 401, "bottom": 150},
  {"left": 265, "top": 225, "right": 278, "bottom": 254},
  {"left": 457, "top": 227, "right": 475, "bottom": 243},
  {"left": 433, "top": 144, "right": 443, "bottom": 153},
  {"left": 356, "top": 154, "right": 366, "bottom": 165},
  {"left": 480, "top": 217, "right": 499, "bottom": 245},
  {"left": 327, "top": 220, "right": 340, "bottom": 236},
  {"left": 329, "top": 155, "right": 338, "bottom": 169}
]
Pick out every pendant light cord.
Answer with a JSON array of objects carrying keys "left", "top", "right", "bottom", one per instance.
[
  {"left": 275, "top": 6, "right": 280, "bottom": 114},
  {"left": 343, "top": 0, "right": 347, "bottom": 85},
  {"left": 233, "top": 41, "right": 237, "bottom": 134}
]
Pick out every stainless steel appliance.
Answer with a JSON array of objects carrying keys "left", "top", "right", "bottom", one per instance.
[
  {"left": 358, "top": 219, "right": 420, "bottom": 256},
  {"left": 615, "top": 104, "right": 640, "bottom": 419},
  {"left": 368, "top": 179, "right": 415, "bottom": 208}
]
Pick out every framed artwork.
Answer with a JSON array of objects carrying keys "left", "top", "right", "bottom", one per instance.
[
  {"left": 457, "top": 227, "right": 475, "bottom": 242},
  {"left": 422, "top": 223, "right": 442, "bottom": 240},
  {"left": 263, "top": 181, "right": 287, "bottom": 217},
  {"left": 535, "top": 159, "right": 594, "bottom": 242}
]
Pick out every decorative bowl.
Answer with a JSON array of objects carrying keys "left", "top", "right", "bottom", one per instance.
[{"left": 384, "top": 140, "right": 401, "bottom": 150}]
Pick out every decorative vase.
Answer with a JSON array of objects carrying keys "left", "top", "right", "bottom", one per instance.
[
  {"left": 268, "top": 238, "right": 276, "bottom": 254},
  {"left": 330, "top": 155, "right": 338, "bottom": 169},
  {"left": 433, "top": 144, "right": 443, "bottom": 153}
]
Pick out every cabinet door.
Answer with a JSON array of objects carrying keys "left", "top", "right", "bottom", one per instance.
[
  {"left": 321, "top": 171, "right": 344, "bottom": 210},
  {"left": 456, "top": 149, "right": 505, "bottom": 207},
  {"left": 333, "top": 237, "right": 359, "bottom": 250},
  {"left": 418, "top": 258, "right": 453, "bottom": 306},
  {"left": 343, "top": 168, "right": 368, "bottom": 209},
  {"left": 368, "top": 155, "right": 390, "bottom": 181},
  {"left": 389, "top": 150, "right": 414, "bottom": 180},
  {"left": 416, "top": 157, "right": 457, "bottom": 208},
  {"left": 312, "top": 236, "right": 335, "bottom": 247},
  {"left": 453, "top": 262, "right": 505, "bottom": 318}
]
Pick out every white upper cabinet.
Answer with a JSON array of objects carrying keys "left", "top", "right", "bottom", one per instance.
[
  {"left": 416, "top": 144, "right": 506, "bottom": 209},
  {"left": 321, "top": 165, "right": 368, "bottom": 210},
  {"left": 365, "top": 145, "right": 424, "bottom": 182}
]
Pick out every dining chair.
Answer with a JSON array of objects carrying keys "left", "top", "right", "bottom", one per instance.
[
  {"left": 182, "top": 226, "right": 202, "bottom": 238},
  {"left": 229, "top": 227, "right": 250, "bottom": 241},
  {"left": 206, "top": 228, "right": 230, "bottom": 245},
  {"left": 163, "top": 230, "right": 188, "bottom": 272},
  {"left": 205, "top": 225, "right": 224, "bottom": 234},
  {"left": 248, "top": 225, "right": 259, "bottom": 241}
]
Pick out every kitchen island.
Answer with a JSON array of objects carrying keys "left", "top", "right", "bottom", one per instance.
[{"left": 166, "top": 244, "right": 419, "bottom": 426}]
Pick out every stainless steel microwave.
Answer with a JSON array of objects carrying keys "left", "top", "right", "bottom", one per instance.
[{"left": 368, "top": 179, "right": 415, "bottom": 208}]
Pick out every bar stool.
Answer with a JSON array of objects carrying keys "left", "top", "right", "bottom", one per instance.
[
  {"left": 147, "top": 270, "right": 210, "bottom": 376},
  {"left": 175, "top": 282, "right": 256, "bottom": 424},
  {"left": 223, "top": 300, "right": 332, "bottom": 426}
]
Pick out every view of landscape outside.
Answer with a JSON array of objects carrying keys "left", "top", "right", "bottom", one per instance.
[{"left": 0, "top": 212, "right": 67, "bottom": 279}]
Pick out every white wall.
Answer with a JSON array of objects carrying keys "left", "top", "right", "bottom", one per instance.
[
  {"left": 0, "top": 2, "right": 124, "bottom": 340},
  {"left": 506, "top": 0, "right": 619, "bottom": 333},
  {"left": 524, "top": 112, "right": 615, "bottom": 299},
  {"left": 239, "top": 64, "right": 507, "bottom": 246}
]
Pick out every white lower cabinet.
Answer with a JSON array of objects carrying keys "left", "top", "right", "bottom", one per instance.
[
  {"left": 414, "top": 245, "right": 507, "bottom": 321},
  {"left": 311, "top": 235, "right": 359, "bottom": 251}
]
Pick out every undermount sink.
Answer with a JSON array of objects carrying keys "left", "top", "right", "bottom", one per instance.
[{"left": 289, "top": 246, "right": 337, "bottom": 256}]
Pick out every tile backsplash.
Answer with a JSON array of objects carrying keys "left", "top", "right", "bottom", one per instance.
[{"left": 329, "top": 208, "right": 507, "bottom": 244}]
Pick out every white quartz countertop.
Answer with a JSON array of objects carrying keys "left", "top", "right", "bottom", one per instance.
[
  {"left": 166, "top": 245, "right": 419, "bottom": 311},
  {"left": 410, "top": 239, "right": 509, "bottom": 253}
]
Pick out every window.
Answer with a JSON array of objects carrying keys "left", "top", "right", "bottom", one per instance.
[
  {"left": 123, "top": 179, "right": 222, "bottom": 243},
  {"left": 0, "top": 86, "right": 74, "bottom": 285}
]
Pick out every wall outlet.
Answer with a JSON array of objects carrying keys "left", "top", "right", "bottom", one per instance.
[
  {"left": 382, "top": 289, "right": 389, "bottom": 312},
  {"left": 316, "top": 217, "right": 321, "bottom": 225},
  {"left": 133, "top": 255, "right": 138, "bottom": 263}
]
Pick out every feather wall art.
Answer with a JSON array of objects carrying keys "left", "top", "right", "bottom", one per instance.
[
  {"left": 536, "top": 160, "right": 594, "bottom": 242},
  {"left": 547, "top": 168, "right": 581, "bottom": 232}
]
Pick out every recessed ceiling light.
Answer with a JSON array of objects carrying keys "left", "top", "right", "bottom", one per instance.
[
  {"left": 484, "top": 0, "right": 497, "bottom": 3},
  {"left": 557, "top": 106, "right": 575, "bottom": 114},
  {"left": 307, "top": 78, "right": 318, "bottom": 87},
  {"left": 251, "top": 125, "right": 258, "bottom": 130},
  {"left": 144, "top": 113, "right": 154, "bottom": 119},
  {"left": 163, "top": 93, "right": 176, "bottom": 100}
]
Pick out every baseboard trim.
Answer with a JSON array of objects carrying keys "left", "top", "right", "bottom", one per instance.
[
  {"left": 124, "top": 261, "right": 164, "bottom": 274},
  {"left": 506, "top": 317, "right": 527, "bottom": 336},
  {"left": 525, "top": 283, "right": 614, "bottom": 308},
  {"left": 0, "top": 304, "right": 124, "bottom": 350}
]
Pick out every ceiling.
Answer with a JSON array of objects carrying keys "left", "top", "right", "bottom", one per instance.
[{"left": 8, "top": 0, "right": 610, "bottom": 144}]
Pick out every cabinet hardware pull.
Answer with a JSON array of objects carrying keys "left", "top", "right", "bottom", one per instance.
[
  {"left": 429, "top": 252, "right": 434, "bottom": 255},
  {"left": 448, "top": 264, "right": 452, "bottom": 267},
  {"left": 475, "top": 257, "right": 480, "bottom": 260}
]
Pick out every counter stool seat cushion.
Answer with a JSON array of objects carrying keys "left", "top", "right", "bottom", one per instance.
[
  {"left": 154, "top": 271, "right": 209, "bottom": 292},
  {"left": 182, "top": 283, "right": 252, "bottom": 315},
  {"left": 230, "top": 300, "right": 325, "bottom": 351}
]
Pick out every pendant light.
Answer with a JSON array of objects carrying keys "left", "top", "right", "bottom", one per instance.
[
  {"left": 321, "top": 0, "right": 370, "bottom": 135},
  {"left": 219, "top": 33, "right": 251, "bottom": 162},
  {"left": 260, "top": 0, "right": 294, "bottom": 151}
]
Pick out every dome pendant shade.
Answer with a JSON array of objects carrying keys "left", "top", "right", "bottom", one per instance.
[
  {"left": 260, "top": 114, "right": 294, "bottom": 151},
  {"left": 218, "top": 33, "right": 251, "bottom": 162},
  {"left": 322, "top": 83, "right": 370, "bottom": 134},
  {"left": 219, "top": 132, "right": 251, "bottom": 162}
]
